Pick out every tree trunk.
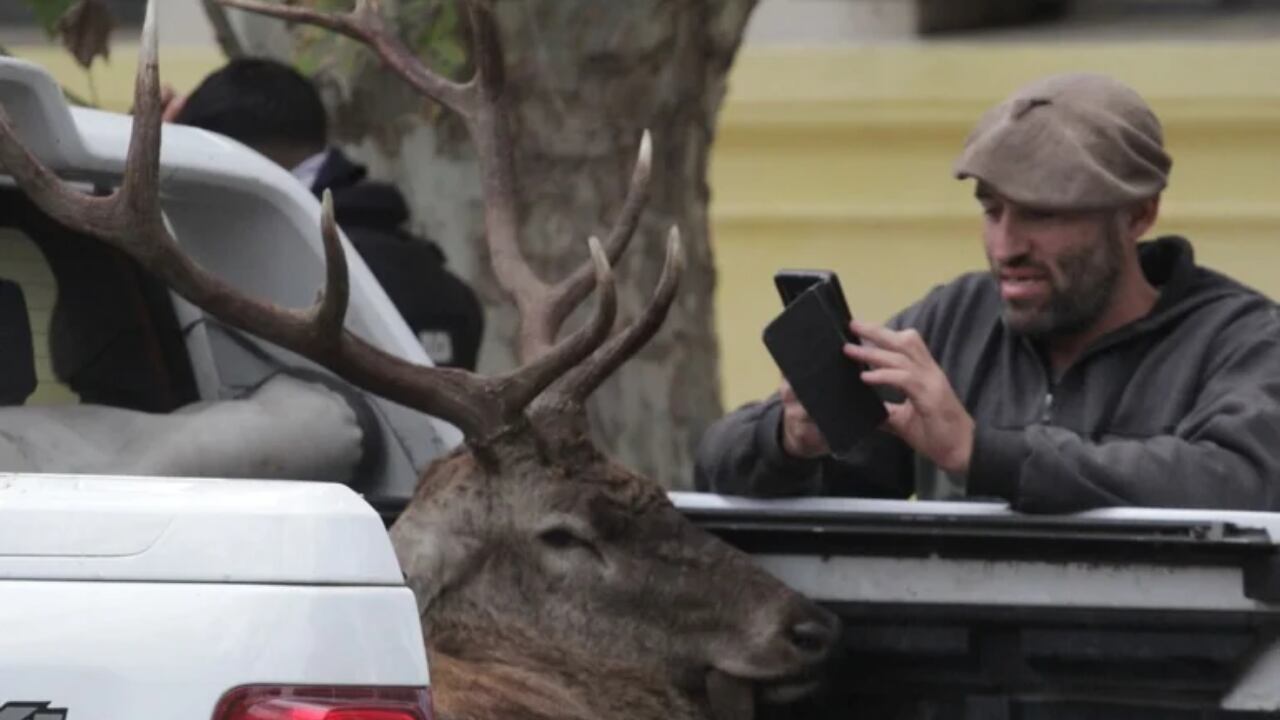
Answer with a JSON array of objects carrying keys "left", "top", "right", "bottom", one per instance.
[{"left": 222, "top": 1, "right": 758, "bottom": 488}]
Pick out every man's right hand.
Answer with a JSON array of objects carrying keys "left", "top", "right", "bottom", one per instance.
[
  {"left": 779, "top": 380, "right": 830, "bottom": 458},
  {"left": 160, "top": 84, "right": 187, "bottom": 123}
]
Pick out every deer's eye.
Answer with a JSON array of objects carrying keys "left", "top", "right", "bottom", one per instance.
[{"left": 538, "top": 526, "right": 594, "bottom": 551}]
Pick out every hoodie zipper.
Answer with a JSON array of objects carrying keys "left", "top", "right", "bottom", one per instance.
[{"left": 1019, "top": 336, "right": 1058, "bottom": 426}]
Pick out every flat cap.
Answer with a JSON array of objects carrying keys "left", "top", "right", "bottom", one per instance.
[{"left": 954, "top": 73, "right": 1172, "bottom": 211}]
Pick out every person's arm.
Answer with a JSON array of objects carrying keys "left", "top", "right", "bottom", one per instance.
[
  {"left": 970, "top": 330, "right": 1280, "bottom": 513},
  {"left": 694, "top": 394, "right": 822, "bottom": 497},
  {"left": 694, "top": 285, "right": 963, "bottom": 499},
  {"left": 693, "top": 393, "right": 913, "bottom": 498}
]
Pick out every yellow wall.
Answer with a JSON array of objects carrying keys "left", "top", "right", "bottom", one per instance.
[
  {"left": 11, "top": 42, "right": 1280, "bottom": 411},
  {"left": 7, "top": 45, "right": 223, "bottom": 110}
]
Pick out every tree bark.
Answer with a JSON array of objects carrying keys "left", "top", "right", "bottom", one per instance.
[
  {"left": 200, "top": 0, "right": 245, "bottom": 59},
  {"left": 219, "top": 1, "right": 759, "bottom": 488}
]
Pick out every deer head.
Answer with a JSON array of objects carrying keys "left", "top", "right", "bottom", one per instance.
[{"left": 0, "top": 2, "right": 840, "bottom": 718}]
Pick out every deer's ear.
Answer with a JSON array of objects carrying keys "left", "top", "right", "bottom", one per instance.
[{"left": 390, "top": 512, "right": 480, "bottom": 614}]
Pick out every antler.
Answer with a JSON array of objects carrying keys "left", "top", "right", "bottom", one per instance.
[{"left": 535, "top": 227, "right": 685, "bottom": 417}]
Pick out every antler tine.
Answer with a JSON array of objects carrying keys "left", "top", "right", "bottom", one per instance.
[
  {"left": 497, "top": 237, "right": 618, "bottom": 415},
  {"left": 537, "top": 226, "right": 684, "bottom": 413},
  {"left": 313, "top": 190, "right": 351, "bottom": 336},
  {"left": 457, "top": 0, "right": 633, "bottom": 395},
  {"left": 119, "top": 0, "right": 164, "bottom": 230},
  {"left": 1, "top": 0, "right": 502, "bottom": 438},
  {"left": 460, "top": 0, "right": 552, "bottom": 351},
  {"left": 533, "top": 131, "right": 654, "bottom": 361},
  {"left": 215, "top": 0, "right": 473, "bottom": 114}
]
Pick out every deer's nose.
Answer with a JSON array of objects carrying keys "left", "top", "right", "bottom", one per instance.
[{"left": 787, "top": 605, "right": 840, "bottom": 660}]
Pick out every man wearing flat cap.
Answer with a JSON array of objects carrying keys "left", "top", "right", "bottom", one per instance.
[{"left": 695, "top": 72, "right": 1280, "bottom": 513}]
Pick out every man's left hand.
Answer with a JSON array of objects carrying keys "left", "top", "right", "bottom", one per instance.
[{"left": 844, "top": 320, "right": 975, "bottom": 475}]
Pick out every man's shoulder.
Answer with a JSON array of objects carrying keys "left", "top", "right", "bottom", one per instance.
[
  {"left": 1180, "top": 262, "right": 1278, "bottom": 330},
  {"left": 1150, "top": 236, "right": 1274, "bottom": 328},
  {"left": 1191, "top": 265, "right": 1273, "bottom": 307},
  {"left": 1161, "top": 263, "right": 1280, "bottom": 359}
]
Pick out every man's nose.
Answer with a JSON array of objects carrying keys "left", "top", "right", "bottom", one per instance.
[{"left": 986, "top": 214, "right": 1029, "bottom": 263}]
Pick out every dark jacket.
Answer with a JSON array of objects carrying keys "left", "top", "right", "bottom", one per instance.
[
  {"left": 5, "top": 190, "right": 198, "bottom": 412},
  {"left": 0, "top": 279, "right": 36, "bottom": 405},
  {"left": 695, "top": 237, "right": 1280, "bottom": 513},
  {"left": 312, "top": 149, "right": 484, "bottom": 371}
]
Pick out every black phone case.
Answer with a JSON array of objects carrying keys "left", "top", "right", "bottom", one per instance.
[{"left": 762, "top": 284, "right": 887, "bottom": 454}]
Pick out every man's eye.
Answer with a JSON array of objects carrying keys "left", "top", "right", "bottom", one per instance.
[{"left": 1022, "top": 209, "right": 1058, "bottom": 222}]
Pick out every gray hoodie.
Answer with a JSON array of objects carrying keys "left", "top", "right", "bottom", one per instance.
[{"left": 694, "top": 237, "right": 1280, "bottom": 513}]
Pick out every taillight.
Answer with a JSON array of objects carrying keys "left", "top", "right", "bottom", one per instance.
[{"left": 212, "top": 685, "right": 434, "bottom": 720}]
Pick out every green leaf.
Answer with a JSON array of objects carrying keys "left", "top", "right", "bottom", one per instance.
[
  {"left": 407, "top": 0, "right": 468, "bottom": 79},
  {"left": 21, "top": 0, "right": 79, "bottom": 36}
]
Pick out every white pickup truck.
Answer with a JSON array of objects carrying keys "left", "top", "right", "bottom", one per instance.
[{"left": 0, "top": 56, "right": 446, "bottom": 718}]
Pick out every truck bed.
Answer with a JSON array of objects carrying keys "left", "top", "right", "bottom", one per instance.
[{"left": 676, "top": 492, "right": 1280, "bottom": 718}]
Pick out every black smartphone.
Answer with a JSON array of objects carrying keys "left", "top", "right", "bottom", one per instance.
[
  {"left": 774, "top": 270, "right": 853, "bottom": 342},
  {"left": 762, "top": 283, "right": 887, "bottom": 454}
]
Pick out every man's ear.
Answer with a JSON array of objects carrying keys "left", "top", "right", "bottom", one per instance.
[{"left": 1124, "top": 195, "right": 1161, "bottom": 241}]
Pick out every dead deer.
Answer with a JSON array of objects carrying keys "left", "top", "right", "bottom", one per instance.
[{"left": 0, "top": 1, "right": 841, "bottom": 718}]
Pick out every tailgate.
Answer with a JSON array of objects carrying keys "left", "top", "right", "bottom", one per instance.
[
  {"left": 0, "top": 582, "right": 426, "bottom": 720},
  {"left": 676, "top": 492, "right": 1280, "bottom": 715},
  {"left": 0, "top": 474, "right": 428, "bottom": 718}
]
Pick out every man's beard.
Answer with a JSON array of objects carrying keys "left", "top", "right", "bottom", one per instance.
[{"left": 997, "top": 221, "right": 1126, "bottom": 339}]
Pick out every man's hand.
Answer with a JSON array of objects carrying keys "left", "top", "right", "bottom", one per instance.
[
  {"left": 844, "top": 320, "right": 975, "bottom": 475},
  {"left": 778, "top": 379, "right": 830, "bottom": 459},
  {"left": 160, "top": 84, "right": 187, "bottom": 123}
]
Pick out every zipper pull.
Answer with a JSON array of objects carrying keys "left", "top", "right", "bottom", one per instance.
[{"left": 1042, "top": 392, "right": 1054, "bottom": 423}]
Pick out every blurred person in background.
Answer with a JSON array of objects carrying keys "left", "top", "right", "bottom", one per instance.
[{"left": 168, "top": 58, "right": 484, "bottom": 371}]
